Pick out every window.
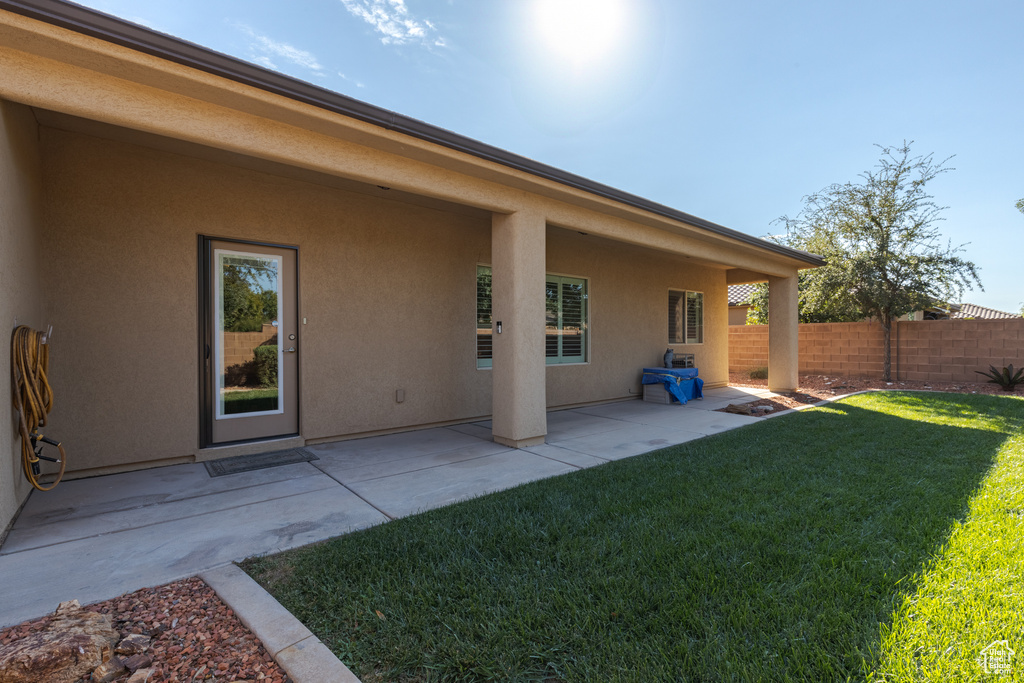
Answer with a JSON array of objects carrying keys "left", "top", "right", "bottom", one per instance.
[
  {"left": 669, "top": 290, "right": 703, "bottom": 344},
  {"left": 476, "top": 266, "right": 589, "bottom": 368},
  {"left": 545, "top": 275, "right": 588, "bottom": 364},
  {"left": 476, "top": 265, "right": 493, "bottom": 368}
]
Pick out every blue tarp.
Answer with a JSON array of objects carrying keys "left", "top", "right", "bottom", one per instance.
[{"left": 641, "top": 367, "right": 704, "bottom": 404}]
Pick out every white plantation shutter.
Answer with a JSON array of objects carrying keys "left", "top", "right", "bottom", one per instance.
[
  {"left": 546, "top": 275, "right": 587, "bottom": 364},
  {"left": 668, "top": 290, "right": 684, "bottom": 344},
  {"left": 669, "top": 289, "right": 703, "bottom": 344},
  {"left": 686, "top": 291, "right": 703, "bottom": 344},
  {"left": 478, "top": 266, "right": 587, "bottom": 367},
  {"left": 476, "top": 266, "right": 492, "bottom": 368},
  {"left": 545, "top": 278, "right": 559, "bottom": 359}
]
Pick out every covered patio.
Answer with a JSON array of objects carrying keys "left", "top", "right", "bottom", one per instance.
[{"left": 1, "top": 386, "right": 777, "bottom": 628}]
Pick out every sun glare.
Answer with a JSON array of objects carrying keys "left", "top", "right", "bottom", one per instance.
[{"left": 533, "top": 0, "right": 627, "bottom": 69}]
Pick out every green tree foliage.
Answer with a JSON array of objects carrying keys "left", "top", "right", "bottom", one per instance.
[
  {"left": 745, "top": 270, "right": 862, "bottom": 325},
  {"left": 222, "top": 263, "right": 278, "bottom": 332},
  {"left": 750, "top": 142, "right": 981, "bottom": 380},
  {"left": 1016, "top": 198, "right": 1024, "bottom": 214}
]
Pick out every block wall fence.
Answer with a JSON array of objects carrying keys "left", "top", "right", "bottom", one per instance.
[
  {"left": 222, "top": 324, "right": 277, "bottom": 369},
  {"left": 729, "top": 319, "right": 1024, "bottom": 383}
]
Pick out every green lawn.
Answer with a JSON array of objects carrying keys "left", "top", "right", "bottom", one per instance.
[
  {"left": 241, "top": 392, "right": 1024, "bottom": 682},
  {"left": 222, "top": 388, "right": 278, "bottom": 414}
]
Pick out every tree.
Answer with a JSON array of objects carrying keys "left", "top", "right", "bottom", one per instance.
[
  {"left": 1017, "top": 198, "right": 1024, "bottom": 214},
  {"left": 765, "top": 142, "right": 981, "bottom": 380},
  {"left": 222, "top": 262, "right": 278, "bottom": 332},
  {"left": 745, "top": 270, "right": 862, "bottom": 324}
]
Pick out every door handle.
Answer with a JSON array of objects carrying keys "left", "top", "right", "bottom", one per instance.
[{"left": 284, "top": 347, "right": 296, "bottom": 353}]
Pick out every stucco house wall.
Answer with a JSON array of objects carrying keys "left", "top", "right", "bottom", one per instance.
[
  {"left": 1, "top": 99, "right": 43, "bottom": 532},
  {"left": 0, "top": 1, "right": 821, "bottom": 532},
  {"left": 35, "top": 124, "right": 728, "bottom": 476}
]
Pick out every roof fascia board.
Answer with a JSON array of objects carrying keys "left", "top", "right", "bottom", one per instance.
[{"left": 0, "top": 0, "right": 824, "bottom": 267}]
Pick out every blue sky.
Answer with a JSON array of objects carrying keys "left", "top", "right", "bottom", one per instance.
[{"left": 78, "top": 0, "right": 1023, "bottom": 314}]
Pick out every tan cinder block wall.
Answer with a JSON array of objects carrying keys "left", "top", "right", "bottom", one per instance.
[
  {"left": 729, "top": 320, "right": 1024, "bottom": 382},
  {"left": 222, "top": 325, "right": 278, "bottom": 370},
  {"left": 728, "top": 325, "right": 769, "bottom": 371},
  {"left": 0, "top": 99, "right": 43, "bottom": 532},
  {"left": 897, "top": 319, "right": 1024, "bottom": 383},
  {"left": 798, "top": 322, "right": 887, "bottom": 376},
  {"left": 728, "top": 306, "right": 749, "bottom": 326}
]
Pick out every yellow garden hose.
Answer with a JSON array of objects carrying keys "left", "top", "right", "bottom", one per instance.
[{"left": 11, "top": 325, "right": 66, "bottom": 491}]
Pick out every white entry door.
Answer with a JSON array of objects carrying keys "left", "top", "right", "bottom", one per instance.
[{"left": 204, "top": 240, "right": 298, "bottom": 444}]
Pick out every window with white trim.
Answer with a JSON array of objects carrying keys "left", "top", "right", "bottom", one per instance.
[
  {"left": 476, "top": 265, "right": 493, "bottom": 368},
  {"left": 669, "top": 290, "right": 703, "bottom": 344},
  {"left": 476, "top": 266, "right": 589, "bottom": 368},
  {"left": 545, "top": 274, "right": 588, "bottom": 364}
]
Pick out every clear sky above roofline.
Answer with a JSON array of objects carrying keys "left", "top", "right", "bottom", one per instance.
[{"left": 69, "top": 0, "right": 1024, "bottom": 313}]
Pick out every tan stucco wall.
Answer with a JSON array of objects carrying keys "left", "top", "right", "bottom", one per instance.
[
  {"left": 39, "top": 126, "right": 492, "bottom": 471},
  {"left": 36, "top": 126, "right": 735, "bottom": 474},
  {"left": 728, "top": 305, "right": 750, "bottom": 326},
  {"left": 0, "top": 99, "right": 43, "bottom": 532},
  {"left": 544, "top": 230, "right": 728, "bottom": 408}
]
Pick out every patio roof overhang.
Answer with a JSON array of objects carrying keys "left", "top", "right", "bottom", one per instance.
[{"left": 0, "top": 0, "right": 824, "bottom": 278}]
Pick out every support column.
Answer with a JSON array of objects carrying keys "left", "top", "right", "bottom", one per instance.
[
  {"left": 491, "top": 210, "right": 547, "bottom": 448},
  {"left": 767, "top": 274, "right": 799, "bottom": 392}
]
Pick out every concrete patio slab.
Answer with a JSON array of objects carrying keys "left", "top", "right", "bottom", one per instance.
[
  {"left": 1, "top": 472, "right": 339, "bottom": 554},
  {"left": 9, "top": 460, "right": 323, "bottom": 527},
  {"left": 304, "top": 427, "right": 485, "bottom": 466},
  {"left": 682, "top": 397, "right": 761, "bottom": 412},
  {"left": 698, "top": 386, "right": 776, "bottom": 400},
  {"left": 523, "top": 443, "right": 609, "bottom": 469},
  {"left": 544, "top": 410, "right": 640, "bottom": 441},
  {"left": 1, "top": 485, "right": 387, "bottom": 628},
  {"left": 615, "top": 408, "right": 759, "bottom": 434},
  {"left": 573, "top": 400, "right": 682, "bottom": 420},
  {"left": 346, "top": 450, "right": 576, "bottom": 518},
  {"left": 313, "top": 439, "right": 510, "bottom": 484},
  {"left": 550, "top": 423, "right": 707, "bottom": 460},
  {"left": 445, "top": 421, "right": 494, "bottom": 440},
  {"left": 0, "top": 386, "right": 779, "bottom": 636}
]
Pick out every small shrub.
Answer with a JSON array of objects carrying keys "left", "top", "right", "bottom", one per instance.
[
  {"left": 749, "top": 367, "right": 769, "bottom": 380},
  {"left": 253, "top": 345, "right": 278, "bottom": 388},
  {"left": 974, "top": 364, "right": 1024, "bottom": 391}
]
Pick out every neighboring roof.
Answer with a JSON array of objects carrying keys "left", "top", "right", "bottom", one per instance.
[
  {"left": 0, "top": 0, "right": 825, "bottom": 268},
  {"left": 728, "top": 284, "right": 758, "bottom": 306},
  {"left": 724, "top": 288, "right": 1021, "bottom": 322},
  {"left": 951, "top": 303, "right": 1021, "bottom": 320}
]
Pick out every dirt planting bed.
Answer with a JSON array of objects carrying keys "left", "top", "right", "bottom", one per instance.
[{"left": 723, "top": 372, "right": 1018, "bottom": 416}]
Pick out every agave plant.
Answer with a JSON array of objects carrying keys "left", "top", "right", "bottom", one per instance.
[{"left": 975, "top": 364, "right": 1024, "bottom": 391}]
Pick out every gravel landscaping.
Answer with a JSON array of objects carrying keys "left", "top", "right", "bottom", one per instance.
[{"left": 0, "top": 577, "right": 291, "bottom": 683}]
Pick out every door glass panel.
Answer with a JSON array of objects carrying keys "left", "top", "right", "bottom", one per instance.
[{"left": 214, "top": 249, "right": 283, "bottom": 419}]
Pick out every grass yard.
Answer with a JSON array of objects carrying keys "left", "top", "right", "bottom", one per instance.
[
  {"left": 222, "top": 387, "right": 278, "bottom": 414},
  {"left": 242, "top": 392, "right": 1024, "bottom": 682}
]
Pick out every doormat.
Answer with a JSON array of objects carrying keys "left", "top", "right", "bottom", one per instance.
[{"left": 204, "top": 447, "right": 319, "bottom": 477}]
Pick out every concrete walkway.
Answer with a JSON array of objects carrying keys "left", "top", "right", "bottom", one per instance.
[{"left": 0, "top": 386, "right": 773, "bottom": 635}]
